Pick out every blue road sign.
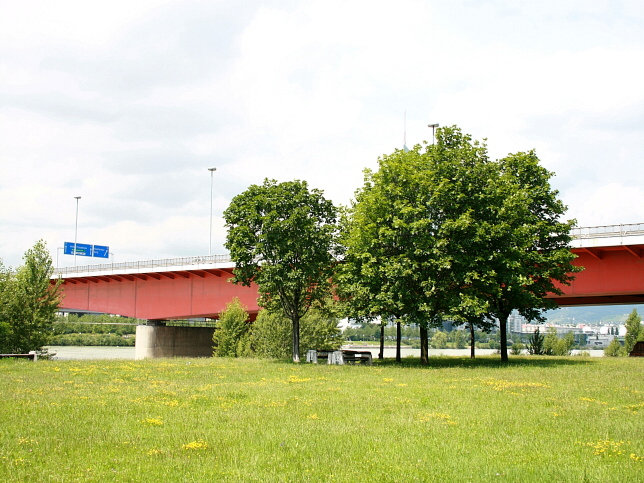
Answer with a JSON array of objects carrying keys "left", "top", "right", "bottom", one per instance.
[
  {"left": 73, "top": 243, "right": 92, "bottom": 257},
  {"left": 93, "top": 245, "right": 110, "bottom": 258},
  {"left": 64, "top": 242, "right": 108, "bottom": 258},
  {"left": 63, "top": 242, "right": 75, "bottom": 255}
]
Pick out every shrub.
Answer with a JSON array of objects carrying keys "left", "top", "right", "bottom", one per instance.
[
  {"left": 430, "top": 331, "right": 447, "bottom": 349},
  {"left": 510, "top": 342, "right": 524, "bottom": 355},
  {"left": 604, "top": 338, "right": 625, "bottom": 357},
  {"left": 251, "top": 308, "right": 343, "bottom": 359},
  {"left": 212, "top": 298, "right": 251, "bottom": 357},
  {"left": 527, "top": 328, "right": 544, "bottom": 355}
]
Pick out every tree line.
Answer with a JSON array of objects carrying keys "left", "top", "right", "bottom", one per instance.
[{"left": 224, "top": 125, "right": 581, "bottom": 363}]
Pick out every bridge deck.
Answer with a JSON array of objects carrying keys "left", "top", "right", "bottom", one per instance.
[{"left": 52, "top": 223, "right": 644, "bottom": 318}]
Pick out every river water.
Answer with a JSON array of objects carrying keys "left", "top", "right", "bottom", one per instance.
[{"left": 46, "top": 345, "right": 604, "bottom": 360}]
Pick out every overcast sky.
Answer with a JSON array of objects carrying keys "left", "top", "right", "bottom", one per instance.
[{"left": 1, "top": 0, "right": 643, "bottom": 269}]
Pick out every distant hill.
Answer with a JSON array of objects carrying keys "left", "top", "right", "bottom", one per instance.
[{"left": 544, "top": 305, "right": 642, "bottom": 325}]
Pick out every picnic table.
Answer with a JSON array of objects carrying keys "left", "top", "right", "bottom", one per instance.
[{"left": 306, "top": 349, "right": 372, "bottom": 365}]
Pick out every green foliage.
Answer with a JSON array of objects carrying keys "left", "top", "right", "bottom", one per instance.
[
  {"left": 224, "top": 179, "right": 339, "bottom": 362},
  {"left": 604, "top": 338, "right": 625, "bottom": 357},
  {"left": 527, "top": 328, "right": 545, "bottom": 355},
  {"left": 53, "top": 314, "right": 138, "bottom": 336},
  {"left": 430, "top": 331, "right": 448, "bottom": 349},
  {"left": 543, "top": 327, "right": 559, "bottom": 355},
  {"left": 212, "top": 298, "right": 251, "bottom": 357},
  {"left": 510, "top": 342, "right": 525, "bottom": 355},
  {"left": 624, "top": 309, "right": 642, "bottom": 354},
  {"left": 449, "top": 329, "right": 468, "bottom": 349},
  {"left": 339, "top": 126, "right": 579, "bottom": 364},
  {"left": 542, "top": 327, "right": 575, "bottom": 356},
  {"left": 251, "top": 308, "right": 343, "bottom": 359},
  {"left": 0, "top": 241, "right": 61, "bottom": 353},
  {"left": 49, "top": 333, "right": 135, "bottom": 346},
  {"left": 250, "top": 309, "right": 291, "bottom": 359}
]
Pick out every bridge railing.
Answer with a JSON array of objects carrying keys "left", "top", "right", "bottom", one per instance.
[
  {"left": 570, "top": 222, "right": 644, "bottom": 239},
  {"left": 54, "top": 254, "right": 232, "bottom": 277},
  {"left": 53, "top": 223, "right": 643, "bottom": 277}
]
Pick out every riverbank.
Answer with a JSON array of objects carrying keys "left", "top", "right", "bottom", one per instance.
[{"left": 45, "top": 345, "right": 606, "bottom": 360}]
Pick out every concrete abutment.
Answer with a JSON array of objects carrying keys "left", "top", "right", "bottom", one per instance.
[{"left": 134, "top": 324, "right": 215, "bottom": 360}]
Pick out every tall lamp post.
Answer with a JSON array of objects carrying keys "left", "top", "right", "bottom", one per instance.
[
  {"left": 208, "top": 167, "right": 217, "bottom": 256},
  {"left": 428, "top": 123, "right": 439, "bottom": 144},
  {"left": 74, "top": 196, "right": 81, "bottom": 266}
]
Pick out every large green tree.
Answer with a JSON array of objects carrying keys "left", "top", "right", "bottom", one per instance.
[
  {"left": 339, "top": 126, "right": 579, "bottom": 363},
  {"left": 339, "top": 127, "right": 501, "bottom": 363},
  {"left": 224, "top": 179, "right": 339, "bottom": 362},
  {"left": 475, "top": 152, "right": 581, "bottom": 362},
  {"left": 0, "top": 240, "right": 61, "bottom": 353}
]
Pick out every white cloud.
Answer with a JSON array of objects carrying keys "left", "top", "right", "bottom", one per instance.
[{"left": 1, "top": 0, "right": 643, "bottom": 268}]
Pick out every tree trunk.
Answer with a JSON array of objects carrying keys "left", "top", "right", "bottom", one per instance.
[
  {"left": 396, "top": 321, "right": 401, "bottom": 363},
  {"left": 420, "top": 322, "right": 428, "bottom": 364},
  {"left": 469, "top": 321, "right": 475, "bottom": 359},
  {"left": 292, "top": 315, "right": 300, "bottom": 363},
  {"left": 379, "top": 322, "right": 384, "bottom": 360},
  {"left": 499, "top": 313, "right": 509, "bottom": 363}
]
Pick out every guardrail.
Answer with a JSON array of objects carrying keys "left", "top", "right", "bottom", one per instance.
[
  {"left": 53, "top": 223, "right": 643, "bottom": 277},
  {"left": 569, "top": 222, "right": 644, "bottom": 239},
  {"left": 54, "top": 254, "right": 232, "bottom": 277}
]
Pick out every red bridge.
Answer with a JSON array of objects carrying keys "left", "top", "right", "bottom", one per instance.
[
  {"left": 51, "top": 223, "right": 643, "bottom": 358},
  {"left": 54, "top": 255, "right": 260, "bottom": 321}
]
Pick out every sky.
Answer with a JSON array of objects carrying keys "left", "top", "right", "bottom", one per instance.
[{"left": 1, "top": 0, "right": 643, "bottom": 269}]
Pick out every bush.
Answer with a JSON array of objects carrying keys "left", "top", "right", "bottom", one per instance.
[
  {"left": 250, "top": 310, "right": 291, "bottom": 358},
  {"left": 430, "top": 331, "right": 447, "bottom": 349},
  {"left": 49, "top": 333, "right": 135, "bottom": 346},
  {"left": 212, "top": 298, "right": 251, "bottom": 357},
  {"left": 251, "top": 308, "right": 343, "bottom": 359},
  {"left": 510, "top": 342, "right": 524, "bottom": 355},
  {"left": 536, "top": 327, "right": 575, "bottom": 356},
  {"left": 604, "top": 338, "right": 625, "bottom": 357},
  {"left": 528, "top": 328, "right": 544, "bottom": 355}
]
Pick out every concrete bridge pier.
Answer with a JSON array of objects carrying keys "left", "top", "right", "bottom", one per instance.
[{"left": 134, "top": 321, "right": 215, "bottom": 360}]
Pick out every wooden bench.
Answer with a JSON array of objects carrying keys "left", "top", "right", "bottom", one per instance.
[{"left": 340, "top": 350, "right": 373, "bottom": 365}]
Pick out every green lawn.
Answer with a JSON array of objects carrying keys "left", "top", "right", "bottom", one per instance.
[{"left": 1, "top": 356, "right": 642, "bottom": 481}]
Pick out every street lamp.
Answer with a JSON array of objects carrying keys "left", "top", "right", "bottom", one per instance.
[
  {"left": 208, "top": 167, "right": 217, "bottom": 256},
  {"left": 74, "top": 196, "right": 81, "bottom": 266},
  {"left": 428, "top": 123, "right": 439, "bottom": 145}
]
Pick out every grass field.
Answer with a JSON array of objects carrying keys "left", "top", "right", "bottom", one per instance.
[{"left": 1, "top": 356, "right": 642, "bottom": 482}]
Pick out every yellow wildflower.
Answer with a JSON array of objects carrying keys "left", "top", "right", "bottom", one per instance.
[
  {"left": 141, "top": 418, "right": 163, "bottom": 426},
  {"left": 182, "top": 440, "right": 208, "bottom": 451}
]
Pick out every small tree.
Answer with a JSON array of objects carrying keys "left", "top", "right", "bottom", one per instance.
[
  {"left": 225, "top": 179, "right": 339, "bottom": 362},
  {"left": 557, "top": 331, "right": 575, "bottom": 356},
  {"left": 527, "top": 328, "right": 544, "bottom": 355},
  {"left": 0, "top": 241, "right": 61, "bottom": 353},
  {"left": 624, "top": 309, "right": 642, "bottom": 354},
  {"left": 543, "top": 327, "right": 559, "bottom": 355},
  {"left": 212, "top": 298, "right": 251, "bottom": 357}
]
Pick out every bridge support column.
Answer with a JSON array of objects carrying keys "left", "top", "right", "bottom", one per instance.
[{"left": 135, "top": 323, "right": 215, "bottom": 360}]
